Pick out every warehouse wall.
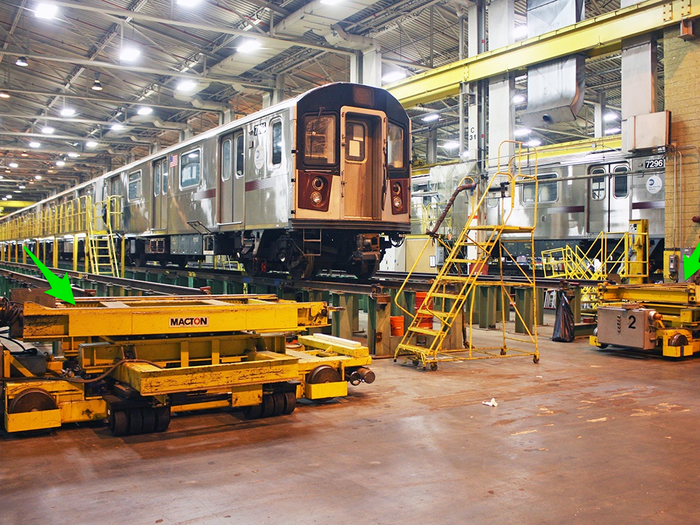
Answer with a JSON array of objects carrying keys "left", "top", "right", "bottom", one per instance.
[{"left": 663, "top": 27, "right": 700, "bottom": 280}]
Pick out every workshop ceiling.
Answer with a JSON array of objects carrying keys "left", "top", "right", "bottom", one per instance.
[{"left": 0, "top": 0, "right": 658, "bottom": 202}]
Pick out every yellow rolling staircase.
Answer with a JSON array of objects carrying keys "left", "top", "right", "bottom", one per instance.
[
  {"left": 394, "top": 141, "right": 540, "bottom": 370},
  {"left": 86, "top": 196, "right": 122, "bottom": 276}
]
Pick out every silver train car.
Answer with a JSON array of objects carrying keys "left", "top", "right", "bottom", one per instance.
[
  {"left": 484, "top": 151, "right": 666, "bottom": 271},
  {"left": 4, "top": 83, "right": 412, "bottom": 279}
]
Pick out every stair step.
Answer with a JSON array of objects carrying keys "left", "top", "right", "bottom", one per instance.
[
  {"left": 407, "top": 326, "right": 442, "bottom": 336},
  {"left": 429, "top": 292, "right": 463, "bottom": 300},
  {"left": 397, "top": 343, "right": 434, "bottom": 355},
  {"left": 467, "top": 225, "right": 535, "bottom": 232}
]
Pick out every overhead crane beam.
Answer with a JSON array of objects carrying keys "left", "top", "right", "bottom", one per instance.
[{"left": 388, "top": 0, "right": 699, "bottom": 107}]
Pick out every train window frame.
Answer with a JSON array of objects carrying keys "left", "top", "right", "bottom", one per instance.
[
  {"left": 590, "top": 169, "right": 606, "bottom": 201},
  {"left": 180, "top": 148, "right": 201, "bottom": 190},
  {"left": 270, "top": 119, "right": 283, "bottom": 167},
  {"left": 128, "top": 170, "right": 142, "bottom": 202},
  {"left": 345, "top": 121, "right": 367, "bottom": 162},
  {"left": 153, "top": 160, "right": 162, "bottom": 197},
  {"left": 303, "top": 113, "right": 337, "bottom": 166},
  {"left": 387, "top": 123, "right": 405, "bottom": 169},
  {"left": 221, "top": 138, "right": 232, "bottom": 182},
  {"left": 522, "top": 173, "right": 558, "bottom": 205},
  {"left": 162, "top": 159, "right": 168, "bottom": 195},
  {"left": 235, "top": 132, "right": 244, "bottom": 179},
  {"left": 613, "top": 166, "right": 629, "bottom": 198}
]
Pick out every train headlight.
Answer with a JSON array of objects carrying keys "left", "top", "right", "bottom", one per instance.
[
  {"left": 312, "top": 177, "right": 325, "bottom": 190},
  {"left": 392, "top": 182, "right": 401, "bottom": 195},
  {"left": 310, "top": 191, "right": 323, "bottom": 207},
  {"left": 392, "top": 195, "right": 403, "bottom": 210}
]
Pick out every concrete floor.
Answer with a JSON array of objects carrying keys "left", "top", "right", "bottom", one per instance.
[{"left": 2, "top": 324, "right": 700, "bottom": 525}]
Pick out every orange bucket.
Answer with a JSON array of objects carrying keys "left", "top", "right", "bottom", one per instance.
[
  {"left": 415, "top": 292, "right": 434, "bottom": 329},
  {"left": 390, "top": 316, "right": 405, "bottom": 337}
]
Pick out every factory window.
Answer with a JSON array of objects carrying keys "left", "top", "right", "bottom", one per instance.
[
  {"left": 181, "top": 148, "right": 201, "bottom": 188},
  {"left": 154, "top": 161, "right": 162, "bottom": 196},
  {"left": 613, "top": 166, "right": 629, "bottom": 198},
  {"left": 128, "top": 170, "right": 142, "bottom": 202},
  {"left": 522, "top": 173, "right": 558, "bottom": 204},
  {"left": 235, "top": 133, "right": 244, "bottom": 178},
  {"left": 388, "top": 124, "right": 404, "bottom": 169},
  {"left": 221, "top": 138, "right": 232, "bottom": 181},
  {"left": 304, "top": 114, "right": 336, "bottom": 166},
  {"left": 345, "top": 122, "right": 366, "bottom": 161},
  {"left": 271, "top": 120, "right": 283, "bottom": 166},
  {"left": 591, "top": 170, "right": 605, "bottom": 201}
]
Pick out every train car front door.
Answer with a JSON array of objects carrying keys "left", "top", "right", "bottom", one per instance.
[
  {"left": 218, "top": 131, "right": 245, "bottom": 227},
  {"left": 341, "top": 109, "right": 384, "bottom": 220}
]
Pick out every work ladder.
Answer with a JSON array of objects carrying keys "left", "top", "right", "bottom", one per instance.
[
  {"left": 86, "top": 196, "right": 121, "bottom": 276},
  {"left": 394, "top": 141, "right": 540, "bottom": 370}
]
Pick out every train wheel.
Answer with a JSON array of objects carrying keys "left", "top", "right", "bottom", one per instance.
[
  {"left": 353, "top": 259, "right": 378, "bottom": 280},
  {"left": 289, "top": 255, "right": 315, "bottom": 280},
  {"left": 8, "top": 388, "right": 57, "bottom": 414},
  {"left": 244, "top": 258, "right": 265, "bottom": 277}
]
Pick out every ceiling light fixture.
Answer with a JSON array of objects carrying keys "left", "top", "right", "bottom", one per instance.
[
  {"left": 8, "top": 162, "right": 18, "bottom": 168},
  {"left": 441, "top": 141, "right": 460, "bottom": 150},
  {"left": 0, "top": 91, "right": 10, "bottom": 99},
  {"left": 320, "top": 0, "right": 342, "bottom": 5},
  {"left": 56, "top": 160, "right": 65, "bottom": 167},
  {"left": 15, "top": 56, "right": 29, "bottom": 67},
  {"left": 29, "top": 141, "right": 41, "bottom": 148},
  {"left": 236, "top": 39, "right": 261, "bottom": 53},
  {"left": 35, "top": 175, "right": 42, "bottom": 180},
  {"left": 18, "top": 185, "right": 25, "bottom": 190},
  {"left": 67, "top": 152, "right": 80, "bottom": 158},
  {"left": 91, "top": 77, "right": 103, "bottom": 91},
  {"left": 61, "top": 107, "right": 76, "bottom": 117},
  {"left": 85, "top": 140, "right": 98, "bottom": 148},
  {"left": 6, "top": 195, "right": 12, "bottom": 199},
  {"left": 514, "top": 128, "right": 531, "bottom": 138},
  {"left": 382, "top": 71, "right": 406, "bottom": 83},
  {"left": 177, "top": 79, "right": 197, "bottom": 92},
  {"left": 176, "top": 0, "right": 202, "bottom": 6},
  {"left": 35, "top": 2, "right": 58, "bottom": 19},
  {"left": 512, "top": 94, "right": 526, "bottom": 104},
  {"left": 137, "top": 106, "right": 153, "bottom": 116},
  {"left": 421, "top": 114, "right": 440, "bottom": 123},
  {"left": 120, "top": 46, "right": 141, "bottom": 62},
  {"left": 603, "top": 112, "right": 619, "bottom": 122},
  {"left": 525, "top": 139, "right": 542, "bottom": 147},
  {"left": 110, "top": 122, "right": 125, "bottom": 131},
  {"left": 42, "top": 125, "right": 55, "bottom": 134}
]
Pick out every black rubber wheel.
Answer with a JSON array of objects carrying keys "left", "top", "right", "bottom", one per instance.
[
  {"left": 500, "top": 348, "right": 507, "bottom": 356},
  {"left": 111, "top": 410, "right": 129, "bottom": 436},
  {"left": 261, "top": 394, "right": 276, "bottom": 418},
  {"left": 141, "top": 408, "right": 157, "bottom": 434},
  {"left": 412, "top": 360, "right": 420, "bottom": 367},
  {"left": 271, "top": 393, "right": 285, "bottom": 417},
  {"left": 282, "top": 392, "right": 296, "bottom": 415},
  {"left": 243, "top": 403, "right": 263, "bottom": 419},
  {"left": 429, "top": 362, "right": 438, "bottom": 371},
  {"left": 533, "top": 355, "right": 540, "bottom": 364},
  {"left": 154, "top": 406, "right": 171, "bottom": 432},
  {"left": 128, "top": 408, "right": 144, "bottom": 435}
]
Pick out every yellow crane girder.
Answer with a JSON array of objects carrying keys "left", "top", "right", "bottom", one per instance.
[{"left": 388, "top": 0, "right": 699, "bottom": 107}]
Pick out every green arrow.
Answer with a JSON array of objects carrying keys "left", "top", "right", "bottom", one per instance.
[
  {"left": 683, "top": 243, "right": 700, "bottom": 281},
  {"left": 22, "top": 246, "right": 75, "bottom": 305}
]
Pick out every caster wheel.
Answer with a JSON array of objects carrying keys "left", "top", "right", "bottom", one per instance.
[
  {"left": 141, "top": 408, "right": 157, "bottom": 434},
  {"left": 282, "top": 392, "right": 296, "bottom": 415},
  {"left": 533, "top": 355, "right": 540, "bottom": 364},
  {"left": 500, "top": 349, "right": 507, "bottom": 356},
  {"left": 429, "top": 362, "right": 438, "bottom": 371},
  {"left": 128, "top": 408, "right": 144, "bottom": 435},
  {"left": 261, "top": 394, "right": 276, "bottom": 418},
  {"left": 155, "top": 406, "right": 171, "bottom": 432},
  {"left": 243, "top": 403, "right": 263, "bottom": 420},
  {"left": 271, "top": 393, "right": 285, "bottom": 417},
  {"left": 412, "top": 360, "right": 420, "bottom": 367},
  {"left": 111, "top": 410, "right": 128, "bottom": 436}
]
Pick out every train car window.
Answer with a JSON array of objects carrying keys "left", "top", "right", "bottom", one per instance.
[
  {"left": 345, "top": 122, "right": 366, "bottom": 161},
  {"left": 162, "top": 160, "right": 168, "bottom": 194},
  {"left": 154, "top": 161, "right": 162, "bottom": 196},
  {"left": 271, "top": 120, "right": 283, "bottom": 166},
  {"left": 180, "top": 149, "right": 201, "bottom": 188},
  {"left": 128, "top": 170, "right": 142, "bottom": 202},
  {"left": 235, "top": 133, "right": 244, "bottom": 178},
  {"left": 303, "top": 114, "right": 336, "bottom": 165},
  {"left": 522, "top": 173, "right": 557, "bottom": 204},
  {"left": 388, "top": 124, "right": 404, "bottom": 169},
  {"left": 613, "top": 166, "right": 629, "bottom": 198},
  {"left": 591, "top": 170, "right": 605, "bottom": 201},
  {"left": 221, "top": 139, "right": 232, "bottom": 181}
]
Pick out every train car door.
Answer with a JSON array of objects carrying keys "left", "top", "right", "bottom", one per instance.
[
  {"left": 609, "top": 164, "right": 631, "bottom": 232},
  {"left": 151, "top": 157, "right": 168, "bottom": 230},
  {"left": 218, "top": 131, "right": 245, "bottom": 226},
  {"left": 341, "top": 109, "right": 384, "bottom": 220},
  {"left": 587, "top": 166, "right": 608, "bottom": 233}
]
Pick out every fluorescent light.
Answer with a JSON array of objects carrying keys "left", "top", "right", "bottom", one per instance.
[
  {"left": 86, "top": 140, "right": 98, "bottom": 148},
  {"left": 15, "top": 56, "right": 28, "bottom": 67},
  {"left": 67, "top": 152, "right": 80, "bottom": 158},
  {"left": 382, "top": 71, "right": 406, "bottom": 83},
  {"left": 120, "top": 46, "right": 141, "bottom": 62},
  {"left": 56, "top": 160, "right": 65, "bottom": 167},
  {"left": 35, "top": 3, "right": 58, "bottom": 19},
  {"left": 137, "top": 106, "right": 153, "bottom": 116},
  {"left": 525, "top": 139, "right": 541, "bottom": 147},
  {"left": 8, "top": 162, "right": 18, "bottom": 168},
  {"left": 61, "top": 107, "right": 76, "bottom": 117},
  {"left": 110, "top": 123, "right": 125, "bottom": 131},
  {"left": 6, "top": 195, "right": 12, "bottom": 199},
  {"left": 18, "top": 185, "right": 25, "bottom": 189},
  {"left": 513, "top": 25, "right": 529, "bottom": 40},
  {"left": 514, "top": 128, "right": 531, "bottom": 138},
  {"left": 42, "top": 125, "right": 55, "bottom": 134},
  {"left": 177, "top": 79, "right": 197, "bottom": 92},
  {"left": 603, "top": 112, "right": 618, "bottom": 122},
  {"left": 35, "top": 175, "right": 42, "bottom": 180},
  {"left": 606, "top": 127, "right": 621, "bottom": 134},
  {"left": 422, "top": 114, "right": 440, "bottom": 123},
  {"left": 236, "top": 39, "right": 261, "bottom": 53},
  {"left": 512, "top": 93, "right": 526, "bottom": 104},
  {"left": 176, "top": 0, "right": 202, "bottom": 6},
  {"left": 441, "top": 141, "right": 460, "bottom": 150},
  {"left": 0, "top": 91, "right": 10, "bottom": 99},
  {"left": 29, "top": 141, "right": 41, "bottom": 148}
]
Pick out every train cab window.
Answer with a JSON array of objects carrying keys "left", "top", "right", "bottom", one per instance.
[
  {"left": 613, "top": 166, "right": 629, "bottom": 198},
  {"left": 346, "top": 122, "right": 366, "bottom": 161},
  {"left": 221, "top": 139, "right": 232, "bottom": 181},
  {"left": 591, "top": 169, "right": 605, "bottom": 201},
  {"left": 303, "top": 114, "right": 336, "bottom": 165},
  {"left": 128, "top": 170, "right": 142, "bottom": 202},
  {"left": 154, "top": 161, "right": 162, "bottom": 196},
  {"left": 388, "top": 124, "right": 404, "bottom": 169},
  {"left": 180, "top": 149, "right": 201, "bottom": 188},
  {"left": 522, "top": 173, "right": 558, "bottom": 204},
  {"left": 271, "top": 120, "right": 283, "bottom": 166},
  {"left": 235, "top": 133, "right": 244, "bottom": 178}
]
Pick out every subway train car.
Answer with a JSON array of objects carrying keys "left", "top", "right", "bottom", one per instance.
[{"left": 1, "top": 83, "right": 412, "bottom": 279}]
